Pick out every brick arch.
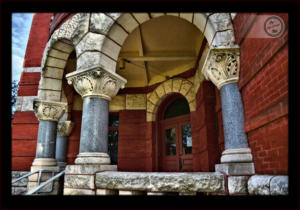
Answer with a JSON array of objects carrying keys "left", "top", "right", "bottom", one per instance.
[{"left": 146, "top": 77, "right": 196, "bottom": 122}]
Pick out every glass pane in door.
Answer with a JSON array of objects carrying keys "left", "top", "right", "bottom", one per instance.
[
  {"left": 165, "top": 128, "right": 176, "bottom": 156},
  {"left": 182, "top": 124, "right": 192, "bottom": 154}
]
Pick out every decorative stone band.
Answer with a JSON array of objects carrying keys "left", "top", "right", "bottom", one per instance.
[
  {"left": 202, "top": 46, "right": 240, "bottom": 89},
  {"left": 220, "top": 148, "right": 253, "bottom": 163},
  {"left": 57, "top": 121, "right": 74, "bottom": 136},
  {"left": 66, "top": 66, "right": 127, "bottom": 101},
  {"left": 33, "top": 99, "right": 67, "bottom": 121},
  {"left": 75, "top": 152, "right": 111, "bottom": 165}
]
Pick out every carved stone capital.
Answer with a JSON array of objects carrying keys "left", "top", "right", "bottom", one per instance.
[
  {"left": 57, "top": 121, "right": 74, "bottom": 136},
  {"left": 66, "top": 66, "right": 127, "bottom": 101},
  {"left": 33, "top": 99, "right": 67, "bottom": 121},
  {"left": 202, "top": 46, "right": 240, "bottom": 89}
]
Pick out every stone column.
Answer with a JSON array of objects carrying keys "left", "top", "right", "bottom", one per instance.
[
  {"left": 63, "top": 66, "right": 126, "bottom": 195},
  {"left": 28, "top": 99, "right": 67, "bottom": 194},
  {"left": 202, "top": 46, "right": 255, "bottom": 175},
  {"left": 66, "top": 67, "right": 127, "bottom": 165},
  {"left": 56, "top": 121, "right": 74, "bottom": 169}
]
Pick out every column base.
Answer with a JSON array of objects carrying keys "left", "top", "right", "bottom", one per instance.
[
  {"left": 215, "top": 162, "right": 255, "bottom": 175},
  {"left": 220, "top": 148, "right": 253, "bottom": 163},
  {"left": 74, "top": 152, "right": 111, "bottom": 165},
  {"left": 32, "top": 158, "right": 57, "bottom": 166}
]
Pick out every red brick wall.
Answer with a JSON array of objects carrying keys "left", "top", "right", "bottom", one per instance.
[
  {"left": 233, "top": 13, "right": 288, "bottom": 174},
  {"left": 12, "top": 13, "right": 53, "bottom": 171},
  {"left": 118, "top": 110, "right": 153, "bottom": 172},
  {"left": 23, "top": 13, "right": 53, "bottom": 68},
  {"left": 191, "top": 81, "right": 220, "bottom": 172},
  {"left": 12, "top": 112, "right": 39, "bottom": 171},
  {"left": 17, "top": 72, "right": 40, "bottom": 96}
]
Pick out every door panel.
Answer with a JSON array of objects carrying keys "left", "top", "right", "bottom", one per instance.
[{"left": 160, "top": 115, "right": 193, "bottom": 172}]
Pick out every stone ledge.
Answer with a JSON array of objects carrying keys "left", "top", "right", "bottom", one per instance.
[
  {"left": 64, "top": 174, "right": 94, "bottom": 189},
  {"left": 96, "top": 172, "right": 225, "bottom": 193},
  {"left": 248, "top": 175, "right": 288, "bottom": 195}
]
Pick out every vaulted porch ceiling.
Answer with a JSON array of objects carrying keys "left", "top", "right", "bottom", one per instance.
[{"left": 116, "top": 15, "right": 206, "bottom": 88}]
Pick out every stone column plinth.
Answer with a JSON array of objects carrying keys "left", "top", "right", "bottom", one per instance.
[
  {"left": 29, "top": 99, "right": 67, "bottom": 194},
  {"left": 66, "top": 66, "right": 127, "bottom": 165},
  {"left": 56, "top": 121, "right": 74, "bottom": 169},
  {"left": 202, "top": 46, "right": 254, "bottom": 175}
]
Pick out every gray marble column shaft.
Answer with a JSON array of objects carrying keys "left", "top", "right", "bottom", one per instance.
[
  {"left": 79, "top": 97, "right": 109, "bottom": 153},
  {"left": 36, "top": 121, "right": 57, "bottom": 158},
  {"left": 55, "top": 135, "right": 68, "bottom": 163},
  {"left": 220, "top": 82, "right": 248, "bottom": 149}
]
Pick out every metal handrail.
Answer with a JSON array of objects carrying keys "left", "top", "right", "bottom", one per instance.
[
  {"left": 12, "top": 169, "right": 55, "bottom": 184},
  {"left": 25, "top": 170, "right": 65, "bottom": 195}
]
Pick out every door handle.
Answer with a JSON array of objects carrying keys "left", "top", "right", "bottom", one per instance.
[{"left": 179, "top": 157, "right": 182, "bottom": 170}]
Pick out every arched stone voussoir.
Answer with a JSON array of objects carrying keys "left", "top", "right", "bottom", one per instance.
[
  {"left": 89, "top": 13, "right": 117, "bottom": 35},
  {"left": 40, "top": 13, "right": 89, "bottom": 72},
  {"left": 76, "top": 51, "right": 117, "bottom": 73},
  {"left": 132, "top": 13, "right": 150, "bottom": 25},
  {"left": 146, "top": 77, "right": 195, "bottom": 121}
]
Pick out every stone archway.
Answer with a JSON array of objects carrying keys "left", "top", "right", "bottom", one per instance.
[
  {"left": 39, "top": 12, "right": 236, "bottom": 102},
  {"left": 146, "top": 77, "right": 196, "bottom": 122}
]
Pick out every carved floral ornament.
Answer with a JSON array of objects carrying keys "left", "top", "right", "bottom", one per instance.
[
  {"left": 33, "top": 99, "right": 67, "bottom": 121},
  {"left": 57, "top": 121, "right": 74, "bottom": 136},
  {"left": 66, "top": 67, "right": 127, "bottom": 101},
  {"left": 202, "top": 46, "right": 240, "bottom": 89}
]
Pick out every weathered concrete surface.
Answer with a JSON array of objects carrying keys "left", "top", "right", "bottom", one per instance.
[
  {"left": 270, "top": 176, "right": 288, "bottom": 195},
  {"left": 248, "top": 175, "right": 273, "bottom": 195},
  {"left": 228, "top": 176, "right": 249, "bottom": 194},
  {"left": 96, "top": 172, "right": 225, "bottom": 193},
  {"left": 64, "top": 174, "right": 94, "bottom": 189}
]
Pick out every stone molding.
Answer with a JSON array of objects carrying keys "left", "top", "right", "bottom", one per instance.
[
  {"left": 57, "top": 121, "right": 74, "bottom": 136},
  {"left": 96, "top": 171, "right": 225, "bottom": 193},
  {"left": 66, "top": 66, "right": 127, "bottom": 101},
  {"left": 33, "top": 99, "right": 67, "bottom": 121},
  {"left": 32, "top": 158, "right": 57, "bottom": 166},
  {"left": 75, "top": 152, "right": 111, "bottom": 165},
  {"left": 202, "top": 46, "right": 240, "bottom": 89},
  {"left": 220, "top": 148, "right": 253, "bottom": 163}
]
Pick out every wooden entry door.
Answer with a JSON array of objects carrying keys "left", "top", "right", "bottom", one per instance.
[{"left": 159, "top": 115, "right": 193, "bottom": 172}]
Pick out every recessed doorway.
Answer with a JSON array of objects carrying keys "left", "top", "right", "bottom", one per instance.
[{"left": 158, "top": 94, "right": 193, "bottom": 172}]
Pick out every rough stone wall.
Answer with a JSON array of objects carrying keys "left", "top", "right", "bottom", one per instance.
[
  {"left": 233, "top": 13, "right": 288, "bottom": 174},
  {"left": 12, "top": 13, "right": 53, "bottom": 171},
  {"left": 118, "top": 110, "right": 153, "bottom": 171},
  {"left": 11, "top": 171, "right": 29, "bottom": 195},
  {"left": 191, "top": 81, "right": 220, "bottom": 172}
]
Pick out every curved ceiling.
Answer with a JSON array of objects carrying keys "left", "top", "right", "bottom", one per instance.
[{"left": 116, "top": 15, "right": 207, "bottom": 88}]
